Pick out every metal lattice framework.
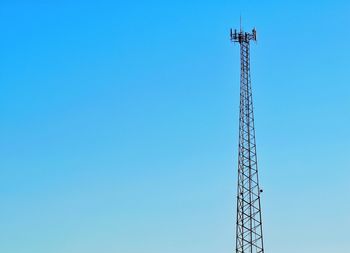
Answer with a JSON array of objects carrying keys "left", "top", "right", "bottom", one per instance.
[{"left": 230, "top": 28, "right": 264, "bottom": 253}]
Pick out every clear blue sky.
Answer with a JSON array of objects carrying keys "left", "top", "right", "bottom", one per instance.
[{"left": 1, "top": 1, "right": 349, "bottom": 253}]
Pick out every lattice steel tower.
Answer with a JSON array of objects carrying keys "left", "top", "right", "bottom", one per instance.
[{"left": 230, "top": 27, "right": 264, "bottom": 253}]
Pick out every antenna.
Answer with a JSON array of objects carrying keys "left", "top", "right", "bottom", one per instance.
[{"left": 240, "top": 15, "right": 242, "bottom": 32}]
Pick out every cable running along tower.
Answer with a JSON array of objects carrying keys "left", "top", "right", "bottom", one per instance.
[{"left": 230, "top": 27, "right": 264, "bottom": 253}]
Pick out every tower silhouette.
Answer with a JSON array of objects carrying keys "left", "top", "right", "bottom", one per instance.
[{"left": 230, "top": 28, "right": 265, "bottom": 253}]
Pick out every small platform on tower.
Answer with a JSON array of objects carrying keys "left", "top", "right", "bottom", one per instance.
[{"left": 230, "top": 28, "right": 257, "bottom": 44}]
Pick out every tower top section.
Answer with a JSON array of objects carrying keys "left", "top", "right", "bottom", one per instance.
[{"left": 230, "top": 28, "right": 257, "bottom": 44}]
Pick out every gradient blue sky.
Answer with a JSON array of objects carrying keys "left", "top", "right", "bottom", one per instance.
[{"left": 1, "top": 1, "right": 349, "bottom": 253}]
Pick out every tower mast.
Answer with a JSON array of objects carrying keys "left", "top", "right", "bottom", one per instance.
[{"left": 230, "top": 28, "right": 265, "bottom": 253}]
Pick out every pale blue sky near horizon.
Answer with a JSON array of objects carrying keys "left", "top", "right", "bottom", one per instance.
[{"left": 0, "top": 1, "right": 349, "bottom": 253}]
